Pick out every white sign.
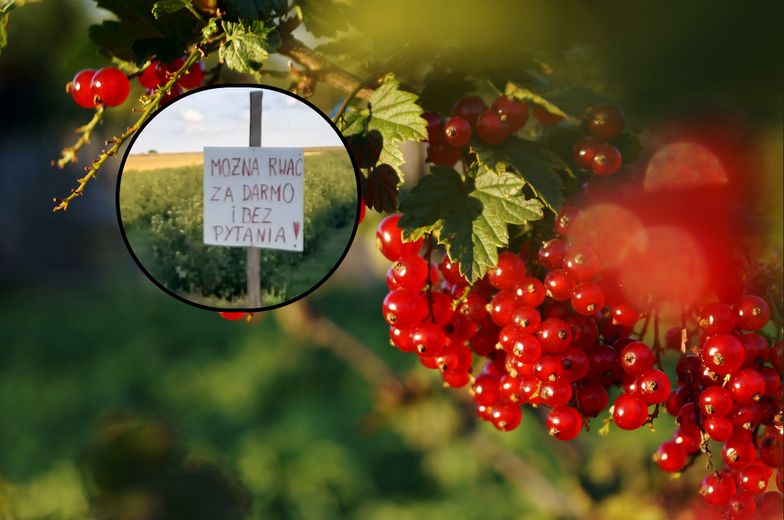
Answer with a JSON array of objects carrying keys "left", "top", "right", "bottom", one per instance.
[{"left": 203, "top": 146, "right": 304, "bottom": 251}]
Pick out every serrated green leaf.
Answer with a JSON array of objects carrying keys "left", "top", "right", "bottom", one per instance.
[
  {"left": 224, "top": 0, "right": 287, "bottom": 19},
  {"left": 298, "top": 0, "right": 350, "bottom": 38},
  {"left": 342, "top": 75, "right": 427, "bottom": 190},
  {"left": 474, "top": 136, "right": 568, "bottom": 212},
  {"left": 505, "top": 81, "right": 571, "bottom": 120},
  {"left": 152, "top": 0, "right": 189, "bottom": 18},
  {"left": 399, "top": 166, "right": 544, "bottom": 282},
  {"left": 219, "top": 20, "right": 280, "bottom": 73},
  {"left": 363, "top": 163, "right": 401, "bottom": 212}
]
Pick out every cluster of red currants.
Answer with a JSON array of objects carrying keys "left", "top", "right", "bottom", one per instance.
[
  {"left": 376, "top": 210, "right": 783, "bottom": 517},
  {"left": 68, "top": 67, "right": 131, "bottom": 109},
  {"left": 422, "top": 94, "right": 537, "bottom": 166},
  {"left": 650, "top": 298, "right": 783, "bottom": 518},
  {"left": 137, "top": 57, "right": 205, "bottom": 104},
  {"left": 67, "top": 57, "right": 205, "bottom": 110},
  {"left": 571, "top": 104, "right": 626, "bottom": 176}
]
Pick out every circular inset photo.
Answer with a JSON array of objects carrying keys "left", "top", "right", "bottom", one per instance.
[{"left": 117, "top": 85, "right": 360, "bottom": 311}]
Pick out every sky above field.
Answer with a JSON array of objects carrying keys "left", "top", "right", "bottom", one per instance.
[{"left": 129, "top": 87, "right": 343, "bottom": 154}]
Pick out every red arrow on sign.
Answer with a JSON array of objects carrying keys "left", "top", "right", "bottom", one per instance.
[{"left": 293, "top": 222, "right": 300, "bottom": 240}]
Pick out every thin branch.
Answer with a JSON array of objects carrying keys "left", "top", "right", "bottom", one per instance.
[
  {"left": 277, "top": 35, "right": 374, "bottom": 100},
  {"left": 332, "top": 80, "right": 367, "bottom": 125},
  {"left": 52, "top": 106, "right": 105, "bottom": 169},
  {"left": 52, "top": 43, "right": 208, "bottom": 212}
]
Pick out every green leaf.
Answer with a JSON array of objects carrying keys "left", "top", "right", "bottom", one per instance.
[
  {"left": 541, "top": 85, "right": 610, "bottom": 118},
  {"left": 224, "top": 0, "right": 288, "bottom": 19},
  {"left": 399, "top": 166, "right": 544, "bottom": 282},
  {"left": 152, "top": 0, "right": 189, "bottom": 18},
  {"left": 298, "top": 0, "right": 350, "bottom": 38},
  {"left": 219, "top": 20, "right": 280, "bottom": 73},
  {"left": 474, "top": 135, "right": 569, "bottom": 212},
  {"left": 342, "top": 75, "right": 427, "bottom": 187},
  {"left": 505, "top": 81, "right": 571, "bottom": 120},
  {"left": 363, "top": 163, "right": 401, "bottom": 213}
]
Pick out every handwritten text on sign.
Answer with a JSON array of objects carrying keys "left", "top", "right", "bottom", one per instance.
[{"left": 203, "top": 147, "right": 304, "bottom": 251}]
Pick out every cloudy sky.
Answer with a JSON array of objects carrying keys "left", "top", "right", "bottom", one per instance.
[{"left": 129, "top": 87, "right": 343, "bottom": 154}]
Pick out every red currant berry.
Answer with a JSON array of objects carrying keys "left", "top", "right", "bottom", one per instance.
[
  {"left": 612, "top": 393, "right": 648, "bottom": 430},
  {"left": 382, "top": 290, "right": 427, "bottom": 328},
  {"left": 476, "top": 110, "right": 510, "bottom": 144},
  {"left": 540, "top": 379, "right": 573, "bottom": 407},
  {"left": 427, "top": 140, "right": 462, "bottom": 166},
  {"left": 555, "top": 206, "right": 581, "bottom": 236},
  {"left": 491, "top": 403, "right": 522, "bottom": 431},
  {"left": 699, "top": 301, "right": 736, "bottom": 335},
  {"left": 488, "top": 251, "right": 526, "bottom": 290},
  {"left": 473, "top": 373, "right": 501, "bottom": 407},
  {"left": 584, "top": 104, "right": 625, "bottom": 140},
  {"left": 91, "top": 67, "right": 130, "bottom": 107},
  {"left": 178, "top": 60, "right": 205, "bottom": 89},
  {"left": 544, "top": 269, "right": 575, "bottom": 301},
  {"left": 491, "top": 96, "right": 528, "bottom": 132},
  {"left": 735, "top": 295, "right": 770, "bottom": 331},
  {"left": 438, "top": 257, "right": 467, "bottom": 287},
  {"left": 69, "top": 69, "right": 97, "bottom": 108},
  {"left": 546, "top": 406, "right": 582, "bottom": 440},
  {"left": 389, "top": 326, "right": 416, "bottom": 352},
  {"left": 376, "top": 214, "right": 423, "bottom": 261},
  {"left": 534, "top": 355, "right": 565, "bottom": 382},
  {"left": 620, "top": 341, "right": 655, "bottom": 376},
  {"left": 559, "top": 348, "right": 590, "bottom": 382},
  {"left": 722, "top": 436, "right": 757, "bottom": 468},
  {"left": 636, "top": 368, "right": 671, "bottom": 404},
  {"left": 511, "top": 306, "right": 541, "bottom": 333},
  {"left": 359, "top": 201, "right": 367, "bottom": 223},
  {"left": 572, "top": 137, "right": 601, "bottom": 169},
  {"left": 508, "top": 330, "right": 543, "bottom": 363},
  {"left": 459, "top": 292, "right": 488, "bottom": 322},
  {"left": 590, "top": 143, "right": 622, "bottom": 176},
  {"left": 443, "top": 116, "right": 472, "bottom": 147},
  {"left": 758, "top": 492, "right": 784, "bottom": 519},
  {"left": 532, "top": 105, "right": 563, "bottom": 126},
  {"left": 451, "top": 95, "right": 487, "bottom": 127},
  {"left": 728, "top": 493, "right": 756, "bottom": 519},
  {"left": 570, "top": 282, "right": 605, "bottom": 315},
  {"left": 489, "top": 290, "right": 520, "bottom": 327},
  {"left": 759, "top": 366, "right": 782, "bottom": 398},
  {"left": 514, "top": 277, "right": 547, "bottom": 307},
  {"left": 729, "top": 367, "right": 766, "bottom": 403},
  {"left": 738, "top": 462, "right": 772, "bottom": 495},
  {"left": 564, "top": 246, "right": 598, "bottom": 281},
  {"left": 392, "top": 254, "right": 429, "bottom": 292},
  {"left": 699, "top": 472, "right": 737, "bottom": 506},
  {"left": 160, "top": 84, "right": 183, "bottom": 105},
  {"left": 411, "top": 322, "right": 446, "bottom": 356},
  {"left": 587, "top": 344, "right": 622, "bottom": 385},
  {"left": 138, "top": 61, "right": 163, "bottom": 90},
  {"left": 538, "top": 318, "right": 572, "bottom": 353},
  {"left": 155, "top": 57, "right": 186, "bottom": 80},
  {"left": 672, "top": 428, "right": 701, "bottom": 453},
  {"left": 443, "top": 370, "right": 471, "bottom": 388},
  {"left": 699, "top": 385, "right": 733, "bottom": 417},
  {"left": 610, "top": 303, "right": 641, "bottom": 328},
  {"left": 576, "top": 382, "right": 609, "bottom": 416},
  {"left": 700, "top": 333, "right": 745, "bottom": 375},
  {"left": 654, "top": 440, "right": 687, "bottom": 472},
  {"left": 741, "top": 333, "right": 770, "bottom": 368},
  {"left": 771, "top": 339, "right": 784, "bottom": 373},
  {"left": 704, "top": 416, "right": 733, "bottom": 441},
  {"left": 538, "top": 238, "right": 567, "bottom": 269},
  {"left": 566, "top": 314, "right": 599, "bottom": 350},
  {"left": 218, "top": 311, "right": 246, "bottom": 321},
  {"left": 422, "top": 112, "right": 444, "bottom": 143}
]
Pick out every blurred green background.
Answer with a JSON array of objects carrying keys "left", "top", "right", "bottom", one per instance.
[{"left": 0, "top": 1, "right": 781, "bottom": 519}]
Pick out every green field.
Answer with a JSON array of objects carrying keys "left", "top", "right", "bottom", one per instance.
[{"left": 119, "top": 150, "right": 357, "bottom": 307}]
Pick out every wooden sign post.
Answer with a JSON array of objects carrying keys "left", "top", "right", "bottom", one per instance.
[
  {"left": 247, "top": 91, "right": 263, "bottom": 308},
  {"left": 202, "top": 91, "right": 305, "bottom": 308}
]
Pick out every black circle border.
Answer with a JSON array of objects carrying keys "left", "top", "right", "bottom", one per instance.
[{"left": 115, "top": 82, "right": 363, "bottom": 314}]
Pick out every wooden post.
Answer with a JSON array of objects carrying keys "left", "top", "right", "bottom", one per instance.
[{"left": 246, "top": 91, "right": 263, "bottom": 307}]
